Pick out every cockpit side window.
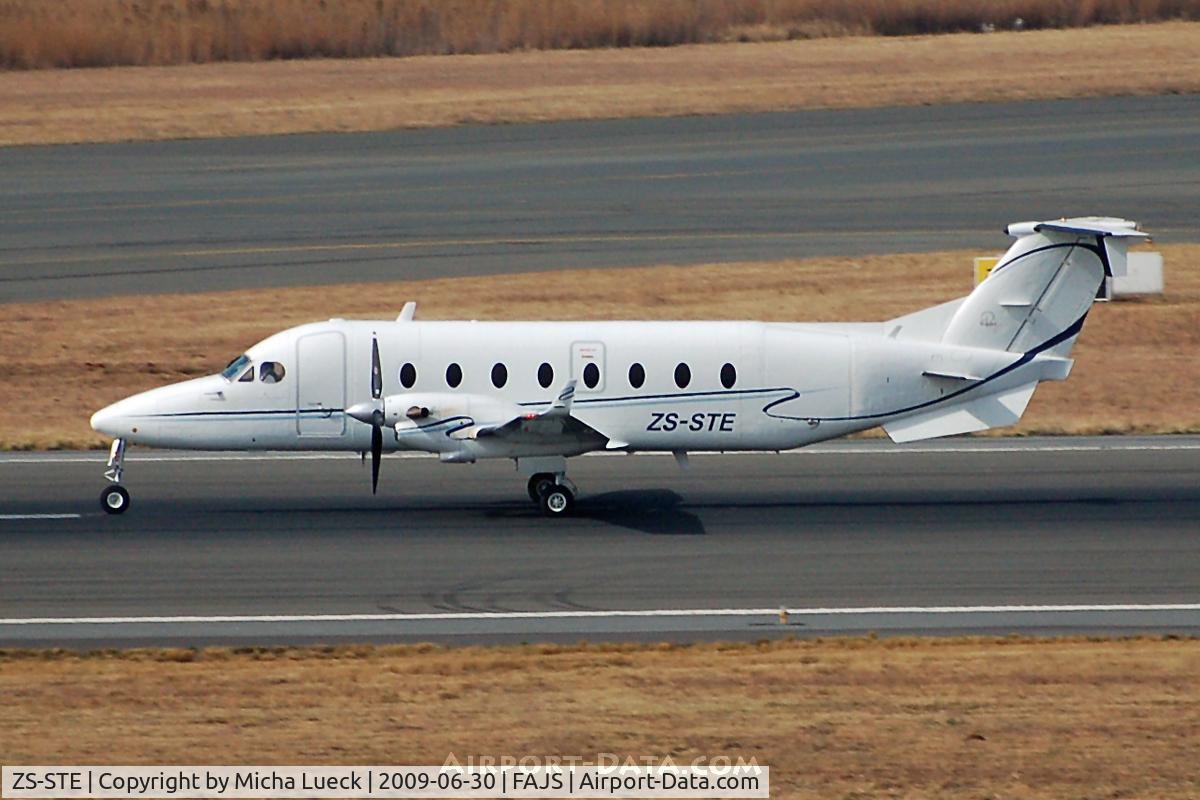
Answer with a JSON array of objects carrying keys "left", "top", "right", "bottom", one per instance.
[
  {"left": 238, "top": 367, "right": 254, "bottom": 382},
  {"left": 259, "top": 361, "right": 286, "bottom": 384},
  {"left": 221, "top": 354, "right": 251, "bottom": 381}
]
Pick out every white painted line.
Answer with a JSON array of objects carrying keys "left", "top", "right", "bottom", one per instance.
[
  {"left": 1, "top": 604, "right": 1197, "bottom": 626},
  {"left": 0, "top": 513, "right": 82, "bottom": 520}
]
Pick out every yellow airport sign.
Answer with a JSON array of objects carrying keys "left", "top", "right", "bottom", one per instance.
[{"left": 974, "top": 256, "right": 1000, "bottom": 285}]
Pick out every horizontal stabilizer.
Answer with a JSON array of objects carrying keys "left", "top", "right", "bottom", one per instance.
[
  {"left": 1005, "top": 216, "right": 1148, "bottom": 278},
  {"left": 883, "top": 382, "right": 1037, "bottom": 443}
]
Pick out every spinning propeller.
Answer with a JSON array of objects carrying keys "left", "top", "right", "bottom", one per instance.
[{"left": 345, "top": 335, "right": 385, "bottom": 494}]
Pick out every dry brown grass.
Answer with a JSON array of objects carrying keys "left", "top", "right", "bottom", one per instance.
[
  {"left": 0, "top": 22, "right": 1198, "bottom": 146},
  {"left": 9, "top": 21, "right": 1200, "bottom": 146},
  {"left": 1, "top": 245, "right": 1196, "bottom": 451},
  {"left": 3, "top": 0, "right": 1199, "bottom": 70},
  {"left": 1, "top": 637, "right": 1198, "bottom": 798}
]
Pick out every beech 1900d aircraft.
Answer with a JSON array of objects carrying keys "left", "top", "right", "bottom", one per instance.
[{"left": 90, "top": 217, "right": 1146, "bottom": 517}]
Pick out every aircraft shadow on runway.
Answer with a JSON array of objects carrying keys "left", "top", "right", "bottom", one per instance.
[
  {"left": 183, "top": 489, "right": 707, "bottom": 535},
  {"left": 494, "top": 489, "right": 707, "bottom": 536}
]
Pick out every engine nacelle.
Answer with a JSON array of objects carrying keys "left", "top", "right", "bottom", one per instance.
[{"left": 381, "top": 392, "right": 524, "bottom": 428}]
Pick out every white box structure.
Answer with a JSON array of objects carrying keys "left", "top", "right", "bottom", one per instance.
[{"left": 1109, "top": 251, "right": 1164, "bottom": 298}]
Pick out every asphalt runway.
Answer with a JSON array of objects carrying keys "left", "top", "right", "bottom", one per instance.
[
  {"left": 1, "top": 437, "right": 1198, "bottom": 648},
  {"left": 3, "top": 95, "right": 1199, "bottom": 303}
]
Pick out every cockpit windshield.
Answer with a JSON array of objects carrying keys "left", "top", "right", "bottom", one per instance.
[{"left": 221, "top": 354, "right": 251, "bottom": 381}]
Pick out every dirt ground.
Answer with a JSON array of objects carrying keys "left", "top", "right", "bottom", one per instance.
[
  {"left": 1, "top": 244, "right": 1195, "bottom": 450},
  {"left": 1, "top": 22, "right": 1198, "bottom": 146},
  {"left": 1, "top": 637, "right": 1198, "bottom": 798}
]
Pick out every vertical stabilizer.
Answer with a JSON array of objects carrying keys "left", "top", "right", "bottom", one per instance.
[{"left": 941, "top": 217, "right": 1146, "bottom": 356}]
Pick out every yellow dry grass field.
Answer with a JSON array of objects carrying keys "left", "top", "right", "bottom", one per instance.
[
  {"left": 1, "top": 637, "right": 1198, "bottom": 798},
  {"left": 1, "top": 245, "right": 1196, "bottom": 451},
  {"left": 1, "top": 23, "right": 1199, "bottom": 146},
  {"left": 5, "top": 0, "right": 1199, "bottom": 69}
]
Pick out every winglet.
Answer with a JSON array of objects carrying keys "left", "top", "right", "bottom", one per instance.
[
  {"left": 397, "top": 301, "right": 417, "bottom": 322},
  {"left": 540, "top": 379, "right": 576, "bottom": 417}
]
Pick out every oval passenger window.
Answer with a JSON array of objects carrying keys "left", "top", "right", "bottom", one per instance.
[
  {"left": 538, "top": 362, "right": 554, "bottom": 389},
  {"left": 583, "top": 362, "right": 600, "bottom": 389},
  {"left": 674, "top": 363, "right": 690, "bottom": 389},
  {"left": 399, "top": 362, "right": 417, "bottom": 389},
  {"left": 628, "top": 363, "right": 645, "bottom": 389},
  {"left": 492, "top": 362, "right": 508, "bottom": 388},
  {"left": 446, "top": 363, "right": 462, "bottom": 388},
  {"left": 720, "top": 362, "right": 736, "bottom": 389}
]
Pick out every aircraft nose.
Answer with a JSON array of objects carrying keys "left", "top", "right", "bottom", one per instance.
[{"left": 90, "top": 403, "right": 121, "bottom": 436}]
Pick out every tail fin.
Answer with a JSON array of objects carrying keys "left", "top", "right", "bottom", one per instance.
[
  {"left": 879, "top": 217, "right": 1147, "bottom": 443},
  {"left": 941, "top": 217, "right": 1147, "bottom": 355}
]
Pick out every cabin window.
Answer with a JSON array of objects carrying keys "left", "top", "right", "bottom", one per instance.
[
  {"left": 238, "top": 367, "right": 254, "bottom": 382},
  {"left": 491, "top": 362, "right": 508, "bottom": 388},
  {"left": 583, "top": 362, "right": 600, "bottom": 389},
  {"left": 259, "top": 361, "right": 285, "bottom": 384},
  {"left": 628, "top": 362, "right": 645, "bottom": 389},
  {"left": 446, "top": 363, "right": 463, "bottom": 388},
  {"left": 538, "top": 362, "right": 554, "bottom": 389},
  {"left": 720, "top": 362, "right": 736, "bottom": 389},
  {"left": 399, "top": 362, "right": 416, "bottom": 389},
  {"left": 221, "top": 354, "right": 251, "bottom": 381},
  {"left": 674, "top": 363, "right": 691, "bottom": 389}
]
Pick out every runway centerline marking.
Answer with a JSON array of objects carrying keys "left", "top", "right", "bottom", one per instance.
[{"left": 3, "top": 604, "right": 1198, "bottom": 626}]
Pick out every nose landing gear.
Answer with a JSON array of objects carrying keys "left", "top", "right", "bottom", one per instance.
[
  {"left": 100, "top": 438, "right": 130, "bottom": 514},
  {"left": 101, "top": 484, "right": 130, "bottom": 514}
]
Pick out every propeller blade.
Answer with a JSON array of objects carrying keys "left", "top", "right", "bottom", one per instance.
[
  {"left": 371, "top": 424, "right": 382, "bottom": 495},
  {"left": 371, "top": 336, "right": 382, "bottom": 400}
]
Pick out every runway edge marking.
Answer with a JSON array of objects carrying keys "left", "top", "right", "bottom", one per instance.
[{"left": 3, "top": 604, "right": 1199, "bottom": 626}]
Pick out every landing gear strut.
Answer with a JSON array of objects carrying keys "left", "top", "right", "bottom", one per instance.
[{"left": 100, "top": 438, "right": 130, "bottom": 515}]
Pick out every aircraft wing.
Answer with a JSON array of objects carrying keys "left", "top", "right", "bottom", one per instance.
[{"left": 470, "top": 381, "right": 618, "bottom": 446}]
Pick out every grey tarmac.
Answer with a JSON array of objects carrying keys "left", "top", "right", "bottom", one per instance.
[
  {"left": 2, "top": 95, "right": 1199, "bottom": 303},
  {"left": 1, "top": 437, "right": 1198, "bottom": 647}
]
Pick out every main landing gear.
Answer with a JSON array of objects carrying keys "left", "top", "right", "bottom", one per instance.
[
  {"left": 99, "top": 438, "right": 130, "bottom": 514},
  {"left": 526, "top": 472, "right": 577, "bottom": 517}
]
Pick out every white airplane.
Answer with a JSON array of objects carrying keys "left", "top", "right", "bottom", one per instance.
[{"left": 90, "top": 217, "right": 1146, "bottom": 517}]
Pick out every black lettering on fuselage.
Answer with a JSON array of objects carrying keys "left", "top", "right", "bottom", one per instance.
[{"left": 647, "top": 411, "right": 736, "bottom": 432}]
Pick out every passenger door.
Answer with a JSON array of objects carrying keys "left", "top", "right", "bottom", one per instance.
[
  {"left": 571, "top": 341, "right": 606, "bottom": 393},
  {"left": 296, "top": 331, "right": 346, "bottom": 436}
]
